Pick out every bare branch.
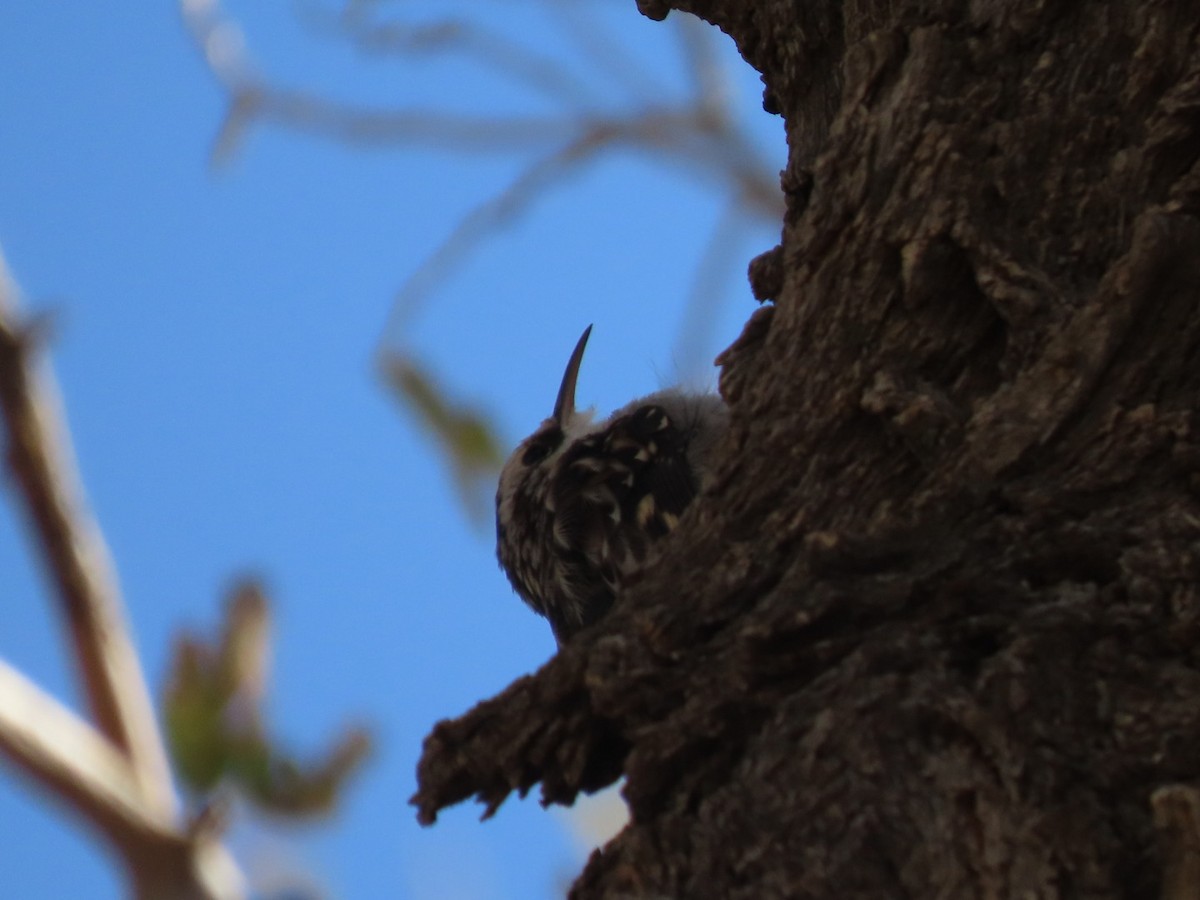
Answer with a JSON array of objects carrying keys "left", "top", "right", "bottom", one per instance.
[
  {"left": 295, "top": 1, "right": 600, "bottom": 107},
  {"left": 0, "top": 658, "right": 246, "bottom": 899},
  {"left": 182, "top": 0, "right": 781, "bottom": 214},
  {"left": 0, "top": 658, "right": 162, "bottom": 845},
  {"left": 184, "top": 0, "right": 581, "bottom": 163},
  {"left": 217, "top": 81, "right": 580, "bottom": 155},
  {"left": 0, "top": 248, "right": 246, "bottom": 897},
  {"left": 379, "top": 102, "right": 772, "bottom": 350},
  {"left": 0, "top": 252, "right": 175, "bottom": 818}
]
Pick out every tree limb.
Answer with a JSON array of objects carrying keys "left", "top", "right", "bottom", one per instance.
[
  {"left": 0, "top": 252, "right": 175, "bottom": 816},
  {"left": 0, "top": 657, "right": 175, "bottom": 849},
  {"left": 0, "top": 248, "right": 244, "bottom": 898}
]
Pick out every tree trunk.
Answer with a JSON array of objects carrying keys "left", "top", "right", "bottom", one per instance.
[{"left": 414, "top": 1, "right": 1200, "bottom": 896}]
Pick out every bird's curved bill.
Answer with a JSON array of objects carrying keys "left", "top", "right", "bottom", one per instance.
[{"left": 552, "top": 324, "right": 592, "bottom": 425}]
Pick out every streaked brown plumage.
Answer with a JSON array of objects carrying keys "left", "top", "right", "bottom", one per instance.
[{"left": 496, "top": 326, "right": 726, "bottom": 644}]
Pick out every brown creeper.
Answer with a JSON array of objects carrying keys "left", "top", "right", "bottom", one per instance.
[{"left": 496, "top": 326, "right": 727, "bottom": 644}]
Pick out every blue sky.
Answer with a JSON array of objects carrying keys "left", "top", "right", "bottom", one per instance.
[{"left": 0, "top": 3, "right": 780, "bottom": 897}]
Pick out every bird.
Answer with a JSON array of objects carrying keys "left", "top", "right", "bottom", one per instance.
[{"left": 495, "top": 325, "right": 727, "bottom": 644}]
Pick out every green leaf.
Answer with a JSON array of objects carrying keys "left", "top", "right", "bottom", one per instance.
[
  {"left": 162, "top": 579, "right": 372, "bottom": 820},
  {"left": 380, "top": 351, "right": 505, "bottom": 524}
]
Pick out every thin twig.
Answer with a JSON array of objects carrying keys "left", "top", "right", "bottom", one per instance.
[
  {"left": 673, "top": 196, "right": 747, "bottom": 387},
  {"left": 547, "top": 0, "right": 667, "bottom": 103},
  {"left": 379, "top": 133, "right": 607, "bottom": 347},
  {"left": 294, "top": 1, "right": 599, "bottom": 107},
  {"left": 185, "top": 0, "right": 783, "bottom": 227},
  {"left": 184, "top": 0, "right": 581, "bottom": 163},
  {"left": 677, "top": 12, "right": 728, "bottom": 117},
  {"left": 230, "top": 81, "right": 579, "bottom": 150},
  {"left": 377, "top": 101, "right": 772, "bottom": 354}
]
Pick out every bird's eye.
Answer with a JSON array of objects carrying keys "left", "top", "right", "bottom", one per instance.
[{"left": 522, "top": 441, "right": 550, "bottom": 465}]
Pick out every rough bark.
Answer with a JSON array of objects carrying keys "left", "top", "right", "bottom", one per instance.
[{"left": 415, "top": 1, "right": 1200, "bottom": 897}]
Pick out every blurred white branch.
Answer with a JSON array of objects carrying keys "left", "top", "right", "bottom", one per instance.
[
  {"left": 0, "top": 248, "right": 245, "bottom": 899},
  {"left": 0, "top": 658, "right": 162, "bottom": 849}
]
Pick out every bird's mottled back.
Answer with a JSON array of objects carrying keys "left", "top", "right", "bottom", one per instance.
[{"left": 496, "top": 326, "right": 727, "bottom": 644}]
